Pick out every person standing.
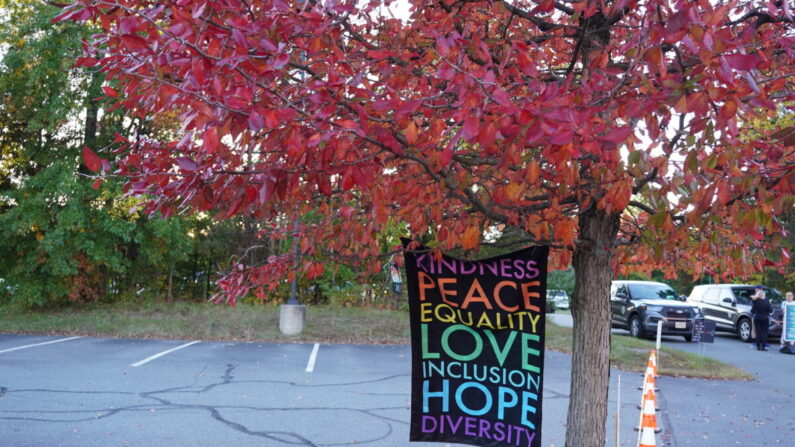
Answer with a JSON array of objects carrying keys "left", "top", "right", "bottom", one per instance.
[{"left": 751, "top": 285, "right": 773, "bottom": 351}]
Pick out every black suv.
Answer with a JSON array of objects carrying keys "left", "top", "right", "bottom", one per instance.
[
  {"left": 611, "top": 280, "right": 702, "bottom": 342},
  {"left": 687, "top": 284, "right": 783, "bottom": 342}
]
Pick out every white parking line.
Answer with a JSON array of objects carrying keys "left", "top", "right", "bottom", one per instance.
[
  {"left": 305, "top": 343, "right": 320, "bottom": 373},
  {"left": 130, "top": 341, "right": 200, "bottom": 367},
  {"left": 0, "top": 336, "right": 82, "bottom": 354}
]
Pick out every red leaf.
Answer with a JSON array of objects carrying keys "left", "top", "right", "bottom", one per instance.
[
  {"left": 336, "top": 120, "right": 359, "bottom": 129},
  {"left": 102, "top": 86, "right": 119, "bottom": 98},
  {"left": 259, "top": 38, "right": 278, "bottom": 52},
  {"left": 440, "top": 146, "right": 453, "bottom": 167},
  {"left": 51, "top": 5, "right": 82, "bottom": 23},
  {"left": 463, "top": 118, "right": 479, "bottom": 138},
  {"left": 435, "top": 36, "right": 451, "bottom": 57},
  {"left": 92, "top": 178, "right": 103, "bottom": 189},
  {"left": 248, "top": 113, "right": 264, "bottom": 131},
  {"left": 82, "top": 146, "right": 103, "bottom": 172},
  {"left": 491, "top": 88, "right": 512, "bottom": 107},
  {"left": 264, "top": 111, "right": 280, "bottom": 129},
  {"left": 548, "top": 130, "right": 574, "bottom": 145},
  {"left": 341, "top": 167, "right": 355, "bottom": 190},
  {"left": 317, "top": 176, "right": 332, "bottom": 196},
  {"left": 176, "top": 157, "right": 198, "bottom": 171},
  {"left": 664, "top": 7, "right": 691, "bottom": 42},
  {"left": 724, "top": 54, "right": 760, "bottom": 71},
  {"left": 273, "top": 53, "right": 289, "bottom": 69},
  {"left": 192, "top": 58, "right": 206, "bottom": 86},
  {"left": 202, "top": 127, "right": 219, "bottom": 153},
  {"left": 405, "top": 121, "right": 418, "bottom": 145},
  {"left": 232, "top": 28, "right": 249, "bottom": 50},
  {"left": 339, "top": 206, "right": 355, "bottom": 217},
  {"left": 119, "top": 17, "right": 139, "bottom": 34},
  {"left": 120, "top": 34, "right": 149, "bottom": 52},
  {"left": 602, "top": 126, "right": 632, "bottom": 144},
  {"left": 75, "top": 57, "right": 99, "bottom": 67}
]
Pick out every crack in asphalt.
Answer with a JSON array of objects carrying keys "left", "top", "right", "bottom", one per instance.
[{"left": 0, "top": 364, "right": 408, "bottom": 446}]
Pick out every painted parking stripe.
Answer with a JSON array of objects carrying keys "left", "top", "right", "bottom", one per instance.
[
  {"left": 305, "top": 343, "right": 320, "bottom": 373},
  {"left": 130, "top": 341, "right": 201, "bottom": 367},
  {"left": 0, "top": 336, "right": 82, "bottom": 354}
]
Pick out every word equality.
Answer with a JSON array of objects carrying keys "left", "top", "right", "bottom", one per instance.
[{"left": 420, "top": 302, "right": 542, "bottom": 332}]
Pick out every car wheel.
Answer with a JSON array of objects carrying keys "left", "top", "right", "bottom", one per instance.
[
  {"left": 683, "top": 334, "right": 692, "bottom": 342},
  {"left": 629, "top": 315, "right": 645, "bottom": 338},
  {"left": 738, "top": 318, "right": 752, "bottom": 343}
]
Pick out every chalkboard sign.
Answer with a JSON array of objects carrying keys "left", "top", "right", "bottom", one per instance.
[
  {"left": 692, "top": 319, "right": 716, "bottom": 343},
  {"left": 783, "top": 303, "right": 795, "bottom": 343}
]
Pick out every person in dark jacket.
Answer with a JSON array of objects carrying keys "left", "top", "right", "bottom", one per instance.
[{"left": 751, "top": 285, "right": 773, "bottom": 351}]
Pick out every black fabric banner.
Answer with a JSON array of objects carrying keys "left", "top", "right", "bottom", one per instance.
[{"left": 405, "top": 244, "right": 549, "bottom": 447}]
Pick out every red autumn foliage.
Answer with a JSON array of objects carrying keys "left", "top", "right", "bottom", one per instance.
[{"left": 57, "top": 1, "right": 795, "bottom": 444}]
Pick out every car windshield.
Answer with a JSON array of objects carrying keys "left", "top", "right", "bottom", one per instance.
[
  {"left": 548, "top": 290, "right": 566, "bottom": 298},
  {"left": 627, "top": 284, "right": 679, "bottom": 301}
]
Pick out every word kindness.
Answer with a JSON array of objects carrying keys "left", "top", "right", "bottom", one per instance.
[
  {"left": 406, "top": 245, "right": 548, "bottom": 447},
  {"left": 414, "top": 254, "right": 542, "bottom": 281}
]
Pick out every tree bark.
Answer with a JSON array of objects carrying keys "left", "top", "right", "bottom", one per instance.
[{"left": 565, "top": 208, "right": 620, "bottom": 447}]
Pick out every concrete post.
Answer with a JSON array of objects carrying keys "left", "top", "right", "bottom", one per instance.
[{"left": 279, "top": 303, "right": 306, "bottom": 336}]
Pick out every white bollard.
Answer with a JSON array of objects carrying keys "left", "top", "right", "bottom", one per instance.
[{"left": 656, "top": 321, "right": 662, "bottom": 373}]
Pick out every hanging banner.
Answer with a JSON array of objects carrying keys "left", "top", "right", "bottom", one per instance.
[{"left": 405, "top": 243, "right": 549, "bottom": 447}]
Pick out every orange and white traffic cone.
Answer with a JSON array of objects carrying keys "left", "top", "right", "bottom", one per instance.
[
  {"left": 636, "top": 388, "right": 661, "bottom": 447},
  {"left": 638, "top": 366, "right": 660, "bottom": 411},
  {"left": 638, "top": 365, "right": 660, "bottom": 393},
  {"left": 649, "top": 350, "right": 658, "bottom": 377},
  {"left": 639, "top": 388, "right": 662, "bottom": 433}
]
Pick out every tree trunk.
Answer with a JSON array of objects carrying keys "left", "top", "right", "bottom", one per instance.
[
  {"left": 565, "top": 208, "right": 620, "bottom": 447},
  {"left": 166, "top": 267, "right": 174, "bottom": 302},
  {"left": 79, "top": 73, "right": 101, "bottom": 175}
]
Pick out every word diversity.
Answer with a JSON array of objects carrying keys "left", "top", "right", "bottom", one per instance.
[{"left": 406, "top": 244, "right": 548, "bottom": 447}]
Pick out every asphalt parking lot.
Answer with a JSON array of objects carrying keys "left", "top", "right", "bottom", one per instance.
[{"left": 1, "top": 329, "right": 793, "bottom": 446}]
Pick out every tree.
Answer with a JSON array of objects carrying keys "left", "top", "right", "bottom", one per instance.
[
  {"left": 0, "top": 0, "right": 135, "bottom": 306},
  {"left": 57, "top": 1, "right": 795, "bottom": 445},
  {"left": 0, "top": 1, "right": 212, "bottom": 307}
]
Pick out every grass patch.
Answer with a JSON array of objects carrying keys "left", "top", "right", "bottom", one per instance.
[
  {"left": 0, "top": 300, "right": 412, "bottom": 344},
  {"left": 546, "top": 318, "right": 753, "bottom": 381},
  {"left": 0, "top": 301, "right": 752, "bottom": 380}
]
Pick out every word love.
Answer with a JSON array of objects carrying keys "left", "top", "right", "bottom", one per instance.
[{"left": 420, "top": 324, "right": 541, "bottom": 372}]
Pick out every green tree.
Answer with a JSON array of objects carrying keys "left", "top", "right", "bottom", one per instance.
[{"left": 0, "top": 1, "right": 203, "bottom": 306}]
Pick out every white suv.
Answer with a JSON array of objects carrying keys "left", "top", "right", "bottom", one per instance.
[
  {"left": 687, "top": 284, "right": 783, "bottom": 342},
  {"left": 547, "top": 289, "right": 570, "bottom": 310}
]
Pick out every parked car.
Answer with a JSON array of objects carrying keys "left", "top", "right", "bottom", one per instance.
[
  {"left": 547, "top": 289, "right": 570, "bottom": 310},
  {"left": 687, "top": 284, "right": 783, "bottom": 342},
  {"left": 611, "top": 280, "right": 702, "bottom": 342},
  {"left": 545, "top": 297, "right": 557, "bottom": 313}
]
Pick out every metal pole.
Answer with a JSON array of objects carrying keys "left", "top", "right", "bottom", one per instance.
[
  {"left": 616, "top": 374, "right": 621, "bottom": 447},
  {"left": 287, "top": 218, "right": 299, "bottom": 305}
]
